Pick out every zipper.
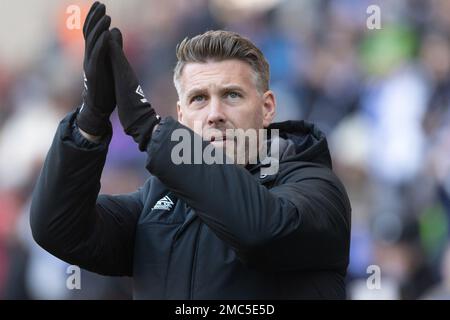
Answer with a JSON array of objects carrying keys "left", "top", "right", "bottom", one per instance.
[
  {"left": 189, "top": 222, "right": 203, "bottom": 299},
  {"left": 163, "top": 233, "right": 175, "bottom": 299}
]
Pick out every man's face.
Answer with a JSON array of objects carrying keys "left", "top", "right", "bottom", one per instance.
[{"left": 176, "top": 59, "right": 275, "bottom": 162}]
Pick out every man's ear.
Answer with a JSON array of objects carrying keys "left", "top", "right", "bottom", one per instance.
[
  {"left": 262, "top": 90, "right": 276, "bottom": 128},
  {"left": 177, "top": 101, "right": 183, "bottom": 123}
]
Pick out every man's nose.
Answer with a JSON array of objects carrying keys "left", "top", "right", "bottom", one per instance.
[{"left": 206, "top": 97, "right": 226, "bottom": 126}]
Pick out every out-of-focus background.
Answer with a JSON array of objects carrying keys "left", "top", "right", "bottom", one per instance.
[{"left": 0, "top": 0, "right": 449, "bottom": 300}]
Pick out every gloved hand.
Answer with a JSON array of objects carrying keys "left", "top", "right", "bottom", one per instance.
[
  {"left": 108, "top": 27, "right": 161, "bottom": 151},
  {"left": 76, "top": 1, "right": 115, "bottom": 137}
]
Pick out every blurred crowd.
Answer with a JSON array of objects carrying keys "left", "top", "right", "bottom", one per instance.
[{"left": 0, "top": 0, "right": 449, "bottom": 300}]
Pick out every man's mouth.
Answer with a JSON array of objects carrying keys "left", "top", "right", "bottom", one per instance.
[{"left": 210, "top": 134, "right": 227, "bottom": 142}]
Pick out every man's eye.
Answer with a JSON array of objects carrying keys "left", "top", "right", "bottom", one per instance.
[
  {"left": 226, "top": 92, "right": 241, "bottom": 99},
  {"left": 191, "top": 95, "right": 205, "bottom": 103}
]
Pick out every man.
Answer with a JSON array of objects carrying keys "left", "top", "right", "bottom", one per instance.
[{"left": 30, "top": 2, "right": 351, "bottom": 299}]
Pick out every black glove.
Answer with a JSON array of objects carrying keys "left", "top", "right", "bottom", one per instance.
[
  {"left": 108, "top": 28, "right": 161, "bottom": 151},
  {"left": 76, "top": 1, "right": 115, "bottom": 136}
]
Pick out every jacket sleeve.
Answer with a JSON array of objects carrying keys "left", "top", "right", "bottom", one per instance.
[
  {"left": 30, "top": 110, "right": 143, "bottom": 276},
  {"left": 145, "top": 117, "right": 351, "bottom": 273}
]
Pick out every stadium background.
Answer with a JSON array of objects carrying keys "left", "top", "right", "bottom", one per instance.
[{"left": 0, "top": 0, "right": 449, "bottom": 299}]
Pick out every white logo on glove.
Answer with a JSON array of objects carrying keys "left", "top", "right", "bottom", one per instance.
[
  {"left": 136, "top": 85, "right": 148, "bottom": 103},
  {"left": 83, "top": 72, "right": 88, "bottom": 90}
]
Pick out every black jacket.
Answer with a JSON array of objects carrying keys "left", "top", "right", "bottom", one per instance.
[{"left": 30, "top": 110, "right": 351, "bottom": 299}]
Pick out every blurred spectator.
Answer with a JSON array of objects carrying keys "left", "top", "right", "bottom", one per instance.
[{"left": 421, "top": 243, "right": 450, "bottom": 299}]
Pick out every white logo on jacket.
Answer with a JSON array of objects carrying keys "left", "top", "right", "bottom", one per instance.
[{"left": 152, "top": 195, "right": 174, "bottom": 211}]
